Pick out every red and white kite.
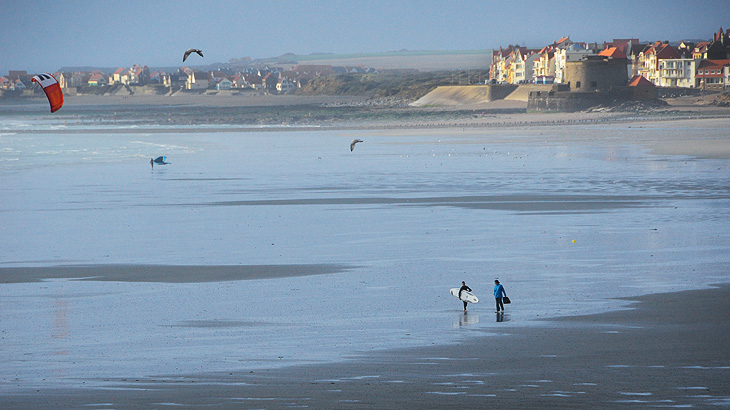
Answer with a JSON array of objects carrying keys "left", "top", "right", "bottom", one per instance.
[{"left": 32, "top": 73, "right": 64, "bottom": 113}]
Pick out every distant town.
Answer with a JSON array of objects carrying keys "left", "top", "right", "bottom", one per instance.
[
  {"left": 1, "top": 27, "right": 728, "bottom": 99},
  {"left": 0, "top": 63, "right": 383, "bottom": 98},
  {"left": 489, "top": 27, "right": 729, "bottom": 91}
]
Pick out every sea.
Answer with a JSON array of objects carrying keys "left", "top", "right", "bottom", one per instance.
[{"left": 1, "top": 109, "right": 729, "bottom": 391}]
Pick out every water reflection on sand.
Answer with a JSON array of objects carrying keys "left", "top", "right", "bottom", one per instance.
[{"left": 1, "top": 118, "right": 729, "bottom": 390}]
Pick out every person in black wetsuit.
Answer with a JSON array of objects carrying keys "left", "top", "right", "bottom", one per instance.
[{"left": 459, "top": 281, "right": 472, "bottom": 312}]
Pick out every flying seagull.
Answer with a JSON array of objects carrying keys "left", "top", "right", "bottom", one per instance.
[
  {"left": 350, "top": 139, "right": 363, "bottom": 152},
  {"left": 183, "top": 48, "right": 204, "bottom": 62}
]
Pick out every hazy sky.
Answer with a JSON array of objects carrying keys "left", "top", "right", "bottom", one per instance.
[{"left": 2, "top": 0, "right": 729, "bottom": 74}]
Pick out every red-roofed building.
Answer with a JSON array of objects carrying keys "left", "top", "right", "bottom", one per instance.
[
  {"left": 628, "top": 74, "right": 656, "bottom": 99},
  {"left": 230, "top": 73, "right": 245, "bottom": 88},
  {"left": 696, "top": 59, "right": 729, "bottom": 91},
  {"left": 532, "top": 45, "right": 556, "bottom": 81},
  {"left": 213, "top": 77, "right": 233, "bottom": 90},
  {"left": 603, "top": 39, "right": 640, "bottom": 55},
  {"left": 526, "top": 36, "right": 594, "bottom": 84},
  {"left": 489, "top": 45, "right": 539, "bottom": 84},
  {"left": 594, "top": 46, "right": 631, "bottom": 82},
  {"left": 692, "top": 42, "right": 709, "bottom": 60},
  {"left": 148, "top": 71, "right": 162, "bottom": 84},
  {"left": 504, "top": 47, "right": 540, "bottom": 84},
  {"left": 598, "top": 47, "right": 627, "bottom": 59},
  {"left": 628, "top": 75, "right": 653, "bottom": 87},
  {"left": 490, "top": 44, "right": 530, "bottom": 83},
  {"left": 638, "top": 42, "right": 681, "bottom": 84},
  {"left": 261, "top": 72, "right": 279, "bottom": 91},
  {"left": 128, "top": 64, "right": 150, "bottom": 85},
  {"left": 109, "top": 67, "right": 125, "bottom": 85},
  {"left": 87, "top": 72, "right": 107, "bottom": 86}
]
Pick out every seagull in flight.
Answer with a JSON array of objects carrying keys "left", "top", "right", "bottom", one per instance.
[
  {"left": 350, "top": 139, "right": 363, "bottom": 152},
  {"left": 183, "top": 48, "right": 204, "bottom": 62}
]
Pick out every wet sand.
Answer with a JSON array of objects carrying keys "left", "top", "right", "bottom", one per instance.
[
  {"left": 4, "top": 93, "right": 730, "bottom": 134},
  {"left": 0, "top": 264, "right": 353, "bottom": 284},
  {"left": 2, "top": 99, "right": 729, "bottom": 408},
  {"left": 3, "top": 284, "right": 728, "bottom": 409}
]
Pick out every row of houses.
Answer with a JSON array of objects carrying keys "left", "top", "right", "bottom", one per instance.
[
  {"left": 0, "top": 70, "right": 33, "bottom": 91},
  {"left": 1, "top": 64, "right": 378, "bottom": 94},
  {"left": 161, "top": 66, "right": 321, "bottom": 92},
  {"left": 168, "top": 64, "right": 377, "bottom": 92},
  {"left": 490, "top": 27, "right": 730, "bottom": 91}
]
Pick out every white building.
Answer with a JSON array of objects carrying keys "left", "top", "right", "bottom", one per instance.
[
  {"left": 215, "top": 78, "right": 233, "bottom": 90},
  {"left": 657, "top": 59, "right": 700, "bottom": 88},
  {"left": 186, "top": 71, "right": 209, "bottom": 90},
  {"left": 512, "top": 52, "right": 539, "bottom": 83},
  {"left": 512, "top": 54, "right": 526, "bottom": 84},
  {"left": 554, "top": 44, "right": 597, "bottom": 84},
  {"left": 276, "top": 78, "right": 296, "bottom": 93}
]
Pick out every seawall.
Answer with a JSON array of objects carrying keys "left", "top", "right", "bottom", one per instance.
[
  {"left": 503, "top": 84, "right": 555, "bottom": 102},
  {"left": 411, "top": 85, "right": 517, "bottom": 106}
]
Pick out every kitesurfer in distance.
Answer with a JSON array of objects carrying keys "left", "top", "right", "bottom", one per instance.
[
  {"left": 31, "top": 73, "right": 63, "bottom": 113},
  {"left": 459, "top": 281, "right": 472, "bottom": 312},
  {"left": 150, "top": 156, "right": 170, "bottom": 168}
]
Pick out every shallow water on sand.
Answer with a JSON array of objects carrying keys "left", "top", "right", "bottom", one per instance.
[{"left": 1, "top": 119, "right": 729, "bottom": 390}]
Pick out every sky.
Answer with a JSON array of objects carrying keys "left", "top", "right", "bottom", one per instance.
[{"left": 2, "top": 0, "right": 729, "bottom": 74}]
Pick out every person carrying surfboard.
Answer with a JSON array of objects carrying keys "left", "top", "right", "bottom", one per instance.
[
  {"left": 494, "top": 280, "right": 507, "bottom": 313},
  {"left": 459, "top": 281, "right": 472, "bottom": 312}
]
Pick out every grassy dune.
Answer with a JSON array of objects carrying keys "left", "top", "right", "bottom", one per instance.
[{"left": 296, "top": 70, "right": 491, "bottom": 100}]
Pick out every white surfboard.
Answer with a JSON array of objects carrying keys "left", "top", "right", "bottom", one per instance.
[{"left": 450, "top": 288, "right": 478, "bottom": 303}]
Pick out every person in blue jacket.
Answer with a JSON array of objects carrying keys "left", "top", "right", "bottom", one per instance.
[{"left": 494, "top": 280, "right": 507, "bottom": 312}]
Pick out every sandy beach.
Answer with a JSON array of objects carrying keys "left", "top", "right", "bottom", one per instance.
[
  {"left": 3, "top": 92, "right": 730, "bottom": 133},
  {"left": 6, "top": 0, "right": 730, "bottom": 406},
  {"left": 2, "top": 282, "right": 728, "bottom": 409},
  {"left": 1, "top": 100, "right": 729, "bottom": 408}
]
